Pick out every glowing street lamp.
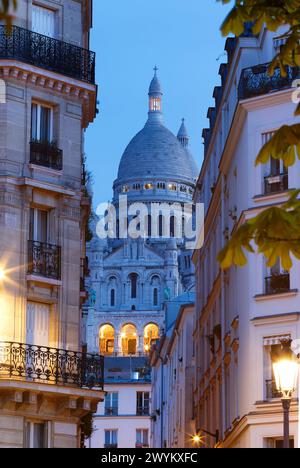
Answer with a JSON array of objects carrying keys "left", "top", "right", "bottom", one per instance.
[
  {"left": 273, "top": 339, "right": 299, "bottom": 449},
  {"left": 0, "top": 268, "right": 5, "bottom": 281}
]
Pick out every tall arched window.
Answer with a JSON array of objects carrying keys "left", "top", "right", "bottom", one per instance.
[
  {"left": 145, "top": 214, "right": 152, "bottom": 238},
  {"left": 170, "top": 216, "right": 175, "bottom": 238},
  {"left": 129, "top": 273, "right": 138, "bottom": 299},
  {"left": 121, "top": 324, "right": 137, "bottom": 355},
  {"left": 110, "top": 289, "right": 115, "bottom": 307},
  {"left": 153, "top": 288, "right": 158, "bottom": 306},
  {"left": 144, "top": 324, "right": 159, "bottom": 353},
  {"left": 99, "top": 324, "right": 115, "bottom": 355},
  {"left": 159, "top": 214, "right": 164, "bottom": 237}
]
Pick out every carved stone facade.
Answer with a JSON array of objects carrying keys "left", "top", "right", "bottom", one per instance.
[{"left": 0, "top": 0, "right": 104, "bottom": 448}]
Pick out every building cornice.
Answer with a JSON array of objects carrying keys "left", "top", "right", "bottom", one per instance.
[{"left": 0, "top": 60, "right": 97, "bottom": 128}]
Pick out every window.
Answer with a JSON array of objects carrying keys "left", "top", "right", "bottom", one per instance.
[
  {"left": 99, "top": 325, "right": 115, "bottom": 356},
  {"left": 153, "top": 288, "right": 158, "bottom": 306},
  {"left": 25, "top": 421, "right": 50, "bottom": 448},
  {"left": 136, "top": 392, "right": 150, "bottom": 416},
  {"left": 144, "top": 183, "right": 153, "bottom": 190},
  {"left": 29, "top": 208, "right": 49, "bottom": 244},
  {"left": 110, "top": 289, "right": 115, "bottom": 307},
  {"left": 129, "top": 273, "right": 138, "bottom": 299},
  {"left": 265, "top": 437, "right": 294, "bottom": 449},
  {"left": 136, "top": 429, "right": 149, "bottom": 448},
  {"left": 121, "top": 324, "right": 137, "bottom": 355},
  {"left": 262, "top": 132, "right": 288, "bottom": 194},
  {"left": 104, "top": 430, "right": 118, "bottom": 448},
  {"left": 265, "top": 259, "right": 290, "bottom": 295},
  {"left": 168, "top": 183, "right": 177, "bottom": 191},
  {"left": 150, "top": 97, "right": 161, "bottom": 112},
  {"left": 32, "top": 4, "right": 56, "bottom": 38},
  {"left": 31, "top": 103, "right": 53, "bottom": 143},
  {"left": 105, "top": 393, "right": 118, "bottom": 416},
  {"left": 157, "top": 182, "right": 166, "bottom": 190}
]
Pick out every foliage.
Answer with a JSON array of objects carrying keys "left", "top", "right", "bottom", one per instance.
[
  {"left": 217, "top": 0, "right": 300, "bottom": 270},
  {"left": 0, "top": 0, "right": 17, "bottom": 26},
  {"left": 80, "top": 413, "right": 95, "bottom": 447}
]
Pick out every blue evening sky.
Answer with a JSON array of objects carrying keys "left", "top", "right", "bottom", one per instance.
[{"left": 86, "top": 0, "right": 231, "bottom": 206}]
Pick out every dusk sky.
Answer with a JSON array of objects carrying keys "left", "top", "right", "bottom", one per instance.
[{"left": 86, "top": 0, "right": 231, "bottom": 207}]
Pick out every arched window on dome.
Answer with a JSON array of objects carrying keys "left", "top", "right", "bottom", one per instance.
[
  {"left": 129, "top": 273, "right": 138, "bottom": 299},
  {"left": 151, "top": 275, "right": 160, "bottom": 307},
  {"left": 170, "top": 216, "right": 176, "bottom": 238},
  {"left": 159, "top": 215, "right": 164, "bottom": 237}
]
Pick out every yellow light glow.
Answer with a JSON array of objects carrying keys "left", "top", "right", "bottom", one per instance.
[
  {"left": 273, "top": 359, "right": 299, "bottom": 397},
  {"left": 191, "top": 433, "right": 205, "bottom": 446},
  {"left": 0, "top": 269, "right": 5, "bottom": 281}
]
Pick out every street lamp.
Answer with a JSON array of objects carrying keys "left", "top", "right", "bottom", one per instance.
[{"left": 273, "top": 339, "right": 299, "bottom": 449}]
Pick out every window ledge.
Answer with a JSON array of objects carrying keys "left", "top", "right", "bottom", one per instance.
[
  {"left": 26, "top": 275, "right": 62, "bottom": 287},
  {"left": 253, "top": 189, "right": 294, "bottom": 203},
  {"left": 29, "top": 164, "right": 63, "bottom": 176},
  {"left": 254, "top": 289, "right": 298, "bottom": 302}
]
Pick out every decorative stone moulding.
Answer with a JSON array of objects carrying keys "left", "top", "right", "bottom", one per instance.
[{"left": 0, "top": 63, "right": 96, "bottom": 129}]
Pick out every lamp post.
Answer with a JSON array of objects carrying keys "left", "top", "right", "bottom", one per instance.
[{"left": 272, "top": 339, "right": 299, "bottom": 449}]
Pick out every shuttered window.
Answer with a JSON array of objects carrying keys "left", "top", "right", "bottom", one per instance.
[{"left": 32, "top": 4, "right": 56, "bottom": 38}]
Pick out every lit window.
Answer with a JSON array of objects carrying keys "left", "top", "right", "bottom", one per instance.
[
  {"left": 144, "top": 183, "right": 153, "bottom": 190},
  {"left": 150, "top": 97, "right": 161, "bottom": 112},
  {"left": 168, "top": 183, "right": 177, "bottom": 191}
]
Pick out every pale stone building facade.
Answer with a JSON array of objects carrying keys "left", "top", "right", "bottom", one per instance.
[
  {"left": 0, "top": 0, "right": 104, "bottom": 448},
  {"left": 193, "top": 25, "right": 300, "bottom": 448},
  {"left": 150, "top": 294, "right": 195, "bottom": 449}
]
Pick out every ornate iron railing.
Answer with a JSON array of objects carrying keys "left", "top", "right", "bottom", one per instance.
[
  {"left": 105, "top": 406, "right": 118, "bottom": 416},
  {"left": 264, "top": 173, "right": 288, "bottom": 194},
  {"left": 0, "top": 342, "right": 104, "bottom": 389},
  {"left": 28, "top": 240, "right": 61, "bottom": 280},
  {"left": 265, "top": 274, "right": 290, "bottom": 295},
  {"left": 30, "top": 140, "right": 63, "bottom": 171},
  {"left": 0, "top": 25, "right": 95, "bottom": 83},
  {"left": 238, "top": 63, "right": 300, "bottom": 100},
  {"left": 104, "top": 444, "right": 118, "bottom": 449},
  {"left": 266, "top": 379, "right": 282, "bottom": 399}
]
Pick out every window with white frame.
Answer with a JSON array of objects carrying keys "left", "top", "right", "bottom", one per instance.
[
  {"left": 264, "top": 258, "right": 290, "bottom": 295},
  {"left": 136, "top": 429, "right": 149, "bottom": 447},
  {"left": 104, "top": 430, "right": 118, "bottom": 448},
  {"left": 262, "top": 132, "right": 288, "bottom": 194},
  {"left": 104, "top": 392, "right": 118, "bottom": 416},
  {"left": 31, "top": 103, "right": 53, "bottom": 143},
  {"left": 25, "top": 421, "right": 51, "bottom": 448},
  {"left": 32, "top": 4, "right": 56, "bottom": 38},
  {"left": 263, "top": 335, "right": 291, "bottom": 400},
  {"left": 264, "top": 437, "right": 294, "bottom": 449},
  {"left": 29, "top": 208, "right": 49, "bottom": 244}
]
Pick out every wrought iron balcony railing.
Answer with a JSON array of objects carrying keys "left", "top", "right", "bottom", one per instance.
[
  {"left": 264, "top": 173, "right": 288, "bottom": 194},
  {"left": 104, "top": 444, "right": 118, "bottom": 449},
  {"left": 265, "top": 274, "right": 290, "bottom": 295},
  {"left": 30, "top": 140, "right": 63, "bottom": 171},
  {"left": 238, "top": 63, "right": 300, "bottom": 100},
  {"left": 0, "top": 25, "right": 95, "bottom": 84},
  {"left": 0, "top": 342, "right": 104, "bottom": 389},
  {"left": 28, "top": 240, "right": 61, "bottom": 280},
  {"left": 266, "top": 379, "right": 282, "bottom": 399}
]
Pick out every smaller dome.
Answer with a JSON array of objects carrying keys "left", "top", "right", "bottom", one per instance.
[
  {"left": 177, "top": 119, "right": 189, "bottom": 139},
  {"left": 149, "top": 67, "right": 162, "bottom": 95}
]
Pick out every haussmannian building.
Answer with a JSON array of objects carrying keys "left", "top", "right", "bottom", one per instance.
[
  {"left": 193, "top": 24, "right": 300, "bottom": 449},
  {"left": 0, "top": 0, "right": 104, "bottom": 448}
]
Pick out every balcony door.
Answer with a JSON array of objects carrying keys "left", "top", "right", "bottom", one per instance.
[
  {"left": 31, "top": 103, "right": 53, "bottom": 143},
  {"left": 26, "top": 302, "right": 50, "bottom": 347},
  {"left": 29, "top": 208, "right": 49, "bottom": 244},
  {"left": 32, "top": 4, "right": 56, "bottom": 38}
]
